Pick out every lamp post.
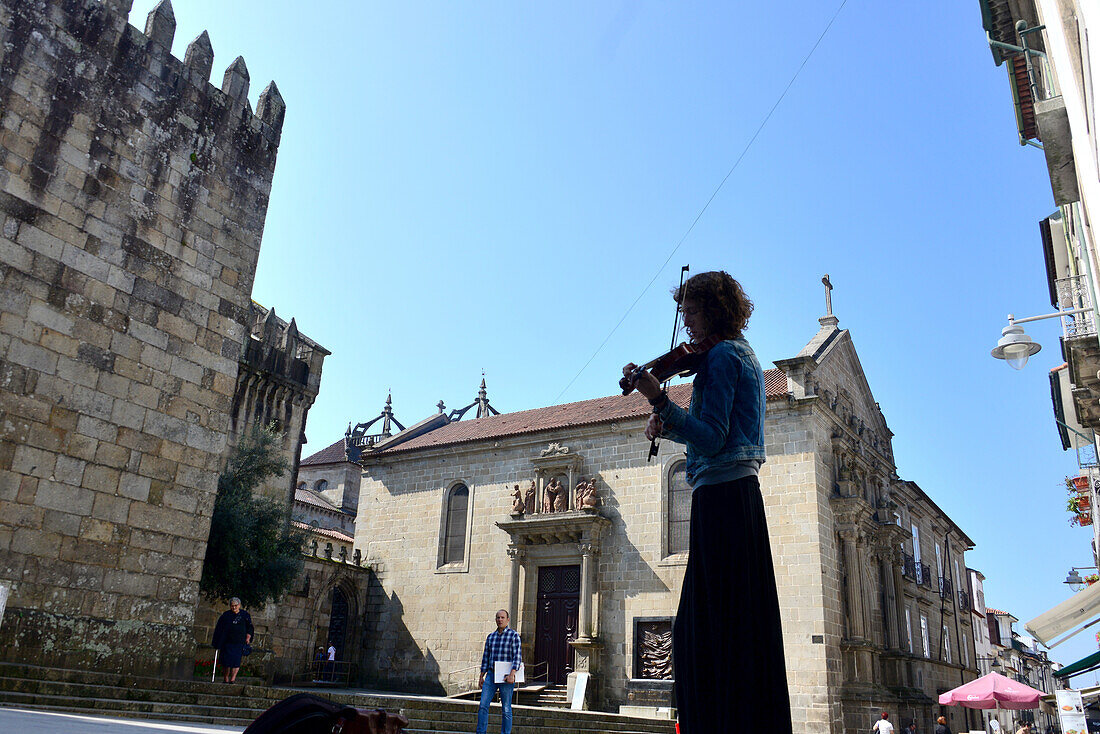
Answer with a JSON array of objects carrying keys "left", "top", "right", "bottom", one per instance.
[{"left": 991, "top": 309, "right": 1092, "bottom": 370}]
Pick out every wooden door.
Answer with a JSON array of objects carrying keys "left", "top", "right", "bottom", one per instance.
[{"left": 534, "top": 565, "right": 580, "bottom": 684}]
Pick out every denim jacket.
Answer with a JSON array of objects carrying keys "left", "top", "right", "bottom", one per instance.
[{"left": 655, "top": 338, "right": 766, "bottom": 484}]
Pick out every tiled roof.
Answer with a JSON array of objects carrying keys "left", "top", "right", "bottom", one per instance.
[
  {"left": 294, "top": 488, "right": 342, "bottom": 513},
  {"left": 301, "top": 439, "right": 349, "bottom": 467},
  {"left": 373, "top": 369, "right": 789, "bottom": 456},
  {"left": 986, "top": 608, "right": 1014, "bottom": 617},
  {"left": 292, "top": 520, "right": 354, "bottom": 543}
]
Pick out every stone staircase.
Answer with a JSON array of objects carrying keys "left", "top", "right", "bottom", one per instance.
[{"left": 0, "top": 662, "right": 676, "bottom": 733}]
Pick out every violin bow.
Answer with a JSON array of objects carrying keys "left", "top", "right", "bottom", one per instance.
[{"left": 648, "top": 264, "right": 689, "bottom": 462}]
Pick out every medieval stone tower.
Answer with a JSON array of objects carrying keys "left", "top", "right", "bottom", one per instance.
[{"left": 0, "top": 0, "right": 286, "bottom": 675}]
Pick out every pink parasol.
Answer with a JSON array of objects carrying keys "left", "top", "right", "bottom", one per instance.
[{"left": 937, "top": 672, "right": 1046, "bottom": 710}]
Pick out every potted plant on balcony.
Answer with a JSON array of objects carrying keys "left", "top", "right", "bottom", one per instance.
[
  {"left": 1068, "top": 495, "right": 1093, "bottom": 526},
  {"left": 1072, "top": 475, "right": 1091, "bottom": 492}
]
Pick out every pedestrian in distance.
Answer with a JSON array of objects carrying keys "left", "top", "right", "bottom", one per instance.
[
  {"left": 211, "top": 597, "right": 253, "bottom": 683},
  {"left": 873, "top": 713, "right": 895, "bottom": 734},
  {"left": 476, "top": 609, "right": 521, "bottom": 734},
  {"left": 936, "top": 716, "right": 952, "bottom": 734},
  {"left": 325, "top": 643, "right": 336, "bottom": 682},
  {"left": 907, "top": 721, "right": 918, "bottom": 734},
  {"left": 622, "top": 271, "right": 790, "bottom": 734}
]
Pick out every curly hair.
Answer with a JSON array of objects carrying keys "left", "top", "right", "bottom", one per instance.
[{"left": 672, "top": 271, "right": 754, "bottom": 340}]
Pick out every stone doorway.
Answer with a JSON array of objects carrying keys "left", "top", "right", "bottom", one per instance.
[
  {"left": 534, "top": 565, "right": 579, "bottom": 684},
  {"left": 327, "top": 586, "right": 348, "bottom": 661}
]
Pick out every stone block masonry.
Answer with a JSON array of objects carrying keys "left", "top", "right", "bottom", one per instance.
[{"left": 0, "top": 0, "right": 285, "bottom": 675}]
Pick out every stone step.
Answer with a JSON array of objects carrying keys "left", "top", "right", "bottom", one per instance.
[{"left": 0, "top": 665, "right": 675, "bottom": 734}]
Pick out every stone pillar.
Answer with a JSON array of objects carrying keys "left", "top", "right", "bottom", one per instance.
[
  {"left": 891, "top": 556, "right": 907, "bottom": 651},
  {"left": 880, "top": 555, "right": 899, "bottom": 650},
  {"left": 578, "top": 542, "right": 595, "bottom": 640},
  {"left": 841, "top": 532, "right": 866, "bottom": 641},
  {"left": 507, "top": 544, "right": 525, "bottom": 621}
]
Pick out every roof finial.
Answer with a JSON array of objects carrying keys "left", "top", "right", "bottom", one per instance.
[
  {"left": 437, "top": 400, "right": 446, "bottom": 414},
  {"left": 819, "top": 274, "right": 839, "bottom": 329}
]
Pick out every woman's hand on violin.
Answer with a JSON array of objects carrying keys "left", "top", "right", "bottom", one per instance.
[
  {"left": 645, "top": 413, "right": 663, "bottom": 441},
  {"left": 621, "top": 363, "right": 662, "bottom": 401}
]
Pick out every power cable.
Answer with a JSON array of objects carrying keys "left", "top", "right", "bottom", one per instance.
[{"left": 554, "top": 0, "right": 850, "bottom": 403}]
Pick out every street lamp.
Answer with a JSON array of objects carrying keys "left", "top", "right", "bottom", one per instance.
[
  {"left": 991, "top": 309, "right": 1092, "bottom": 370},
  {"left": 1064, "top": 566, "right": 1098, "bottom": 592}
]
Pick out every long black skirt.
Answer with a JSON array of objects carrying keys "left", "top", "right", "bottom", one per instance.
[{"left": 673, "top": 476, "right": 792, "bottom": 734}]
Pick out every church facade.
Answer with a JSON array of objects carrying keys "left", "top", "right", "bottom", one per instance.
[{"left": 299, "top": 310, "right": 978, "bottom": 733}]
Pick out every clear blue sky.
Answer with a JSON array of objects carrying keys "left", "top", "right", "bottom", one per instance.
[{"left": 129, "top": 1, "right": 1099, "bottom": 676}]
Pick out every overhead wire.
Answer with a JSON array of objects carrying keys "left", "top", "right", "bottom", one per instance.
[{"left": 554, "top": 0, "right": 850, "bottom": 403}]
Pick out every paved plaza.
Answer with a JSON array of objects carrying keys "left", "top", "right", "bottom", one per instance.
[{"left": 0, "top": 708, "right": 244, "bottom": 734}]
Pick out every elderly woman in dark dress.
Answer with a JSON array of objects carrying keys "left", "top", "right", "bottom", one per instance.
[{"left": 212, "top": 597, "right": 253, "bottom": 683}]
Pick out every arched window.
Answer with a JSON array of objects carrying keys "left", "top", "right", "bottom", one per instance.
[
  {"left": 443, "top": 484, "right": 469, "bottom": 564},
  {"left": 667, "top": 461, "right": 691, "bottom": 555},
  {"left": 297, "top": 481, "right": 306, "bottom": 491},
  {"left": 315, "top": 479, "right": 328, "bottom": 492}
]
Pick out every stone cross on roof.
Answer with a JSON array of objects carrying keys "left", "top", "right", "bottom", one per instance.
[{"left": 820, "top": 274, "right": 839, "bottom": 328}]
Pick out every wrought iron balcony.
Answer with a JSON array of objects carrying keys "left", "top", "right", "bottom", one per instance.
[
  {"left": 958, "top": 590, "right": 971, "bottom": 612},
  {"left": 938, "top": 576, "right": 953, "bottom": 599},
  {"left": 902, "top": 553, "right": 916, "bottom": 580},
  {"left": 918, "top": 563, "right": 932, "bottom": 589},
  {"left": 1057, "top": 275, "right": 1097, "bottom": 340}
]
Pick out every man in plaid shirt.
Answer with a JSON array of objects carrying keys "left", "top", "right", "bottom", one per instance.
[{"left": 476, "top": 609, "right": 521, "bottom": 734}]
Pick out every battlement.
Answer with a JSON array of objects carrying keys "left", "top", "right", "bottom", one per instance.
[{"left": 13, "top": 0, "right": 285, "bottom": 144}]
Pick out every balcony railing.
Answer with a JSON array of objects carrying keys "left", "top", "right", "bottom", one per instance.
[
  {"left": 939, "top": 576, "right": 953, "bottom": 599},
  {"left": 918, "top": 563, "right": 932, "bottom": 589},
  {"left": 1057, "top": 275, "right": 1097, "bottom": 339},
  {"left": 902, "top": 554, "right": 916, "bottom": 581},
  {"left": 958, "top": 590, "right": 971, "bottom": 612}
]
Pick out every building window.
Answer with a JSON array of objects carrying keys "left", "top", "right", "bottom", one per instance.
[
  {"left": 667, "top": 461, "right": 691, "bottom": 555},
  {"left": 905, "top": 608, "right": 914, "bottom": 653},
  {"left": 443, "top": 484, "right": 469, "bottom": 565},
  {"left": 942, "top": 624, "right": 951, "bottom": 663},
  {"left": 315, "top": 479, "right": 328, "bottom": 492},
  {"left": 297, "top": 482, "right": 306, "bottom": 491},
  {"left": 962, "top": 632, "right": 969, "bottom": 668},
  {"left": 920, "top": 614, "right": 931, "bottom": 658}
]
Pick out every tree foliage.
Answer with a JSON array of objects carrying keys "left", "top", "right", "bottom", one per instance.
[{"left": 200, "top": 423, "right": 305, "bottom": 609}]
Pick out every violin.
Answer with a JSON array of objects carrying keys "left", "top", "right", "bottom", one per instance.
[{"left": 620, "top": 334, "right": 721, "bottom": 396}]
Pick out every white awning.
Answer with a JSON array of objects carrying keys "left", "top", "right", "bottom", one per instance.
[{"left": 1025, "top": 581, "right": 1100, "bottom": 648}]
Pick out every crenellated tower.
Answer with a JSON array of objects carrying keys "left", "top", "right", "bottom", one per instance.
[{"left": 0, "top": 0, "right": 288, "bottom": 676}]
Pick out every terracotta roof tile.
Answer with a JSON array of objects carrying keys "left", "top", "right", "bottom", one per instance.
[
  {"left": 294, "top": 488, "right": 342, "bottom": 513},
  {"left": 373, "top": 368, "right": 788, "bottom": 456},
  {"left": 292, "top": 520, "right": 354, "bottom": 544},
  {"left": 301, "top": 439, "right": 349, "bottom": 466}
]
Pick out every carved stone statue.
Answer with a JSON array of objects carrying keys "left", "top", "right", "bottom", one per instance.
[
  {"left": 575, "top": 478, "right": 599, "bottom": 509},
  {"left": 511, "top": 484, "right": 524, "bottom": 514},
  {"left": 543, "top": 478, "right": 559, "bottom": 513},
  {"left": 524, "top": 480, "right": 536, "bottom": 515},
  {"left": 553, "top": 478, "right": 567, "bottom": 512}
]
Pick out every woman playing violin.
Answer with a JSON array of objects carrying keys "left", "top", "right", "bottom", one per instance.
[{"left": 622, "top": 271, "right": 791, "bottom": 734}]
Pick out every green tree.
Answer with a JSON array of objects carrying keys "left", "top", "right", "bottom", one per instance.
[{"left": 200, "top": 423, "right": 305, "bottom": 609}]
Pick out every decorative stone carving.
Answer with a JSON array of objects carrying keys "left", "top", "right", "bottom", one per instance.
[
  {"left": 524, "top": 480, "right": 536, "bottom": 515},
  {"left": 575, "top": 478, "right": 599, "bottom": 510},
  {"left": 543, "top": 477, "right": 564, "bottom": 513},
  {"left": 353, "top": 548, "right": 362, "bottom": 565},
  {"left": 511, "top": 484, "right": 524, "bottom": 515},
  {"left": 541, "top": 443, "right": 570, "bottom": 457},
  {"left": 639, "top": 623, "right": 673, "bottom": 679},
  {"left": 324, "top": 542, "right": 333, "bottom": 560},
  {"left": 553, "top": 479, "right": 568, "bottom": 512}
]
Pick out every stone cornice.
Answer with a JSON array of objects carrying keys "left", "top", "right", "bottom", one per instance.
[{"left": 497, "top": 510, "right": 611, "bottom": 546}]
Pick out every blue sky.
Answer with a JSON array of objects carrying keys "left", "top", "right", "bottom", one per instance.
[{"left": 128, "top": 1, "right": 1099, "bottom": 675}]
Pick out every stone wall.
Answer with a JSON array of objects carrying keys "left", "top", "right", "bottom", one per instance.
[{"left": 0, "top": 0, "right": 284, "bottom": 675}]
